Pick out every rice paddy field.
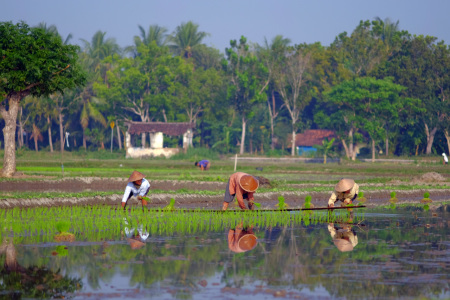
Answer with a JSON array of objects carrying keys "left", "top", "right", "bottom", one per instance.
[{"left": 0, "top": 151, "right": 449, "bottom": 299}]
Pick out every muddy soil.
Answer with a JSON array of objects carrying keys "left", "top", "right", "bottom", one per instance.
[{"left": 1, "top": 178, "right": 449, "bottom": 210}]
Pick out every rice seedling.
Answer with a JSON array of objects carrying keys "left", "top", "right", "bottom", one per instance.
[
  {"left": 389, "top": 192, "right": 398, "bottom": 204},
  {"left": 303, "top": 195, "right": 314, "bottom": 209},
  {"left": 1, "top": 203, "right": 366, "bottom": 245},
  {"left": 275, "top": 196, "right": 289, "bottom": 210},
  {"left": 420, "top": 192, "right": 432, "bottom": 203},
  {"left": 357, "top": 192, "right": 367, "bottom": 204}
]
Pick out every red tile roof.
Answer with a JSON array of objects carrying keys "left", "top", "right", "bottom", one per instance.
[
  {"left": 291, "top": 129, "right": 336, "bottom": 147},
  {"left": 125, "top": 122, "right": 195, "bottom": 136}
]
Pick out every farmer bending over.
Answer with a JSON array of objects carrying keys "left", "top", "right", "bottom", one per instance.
[
  {"left": 328, "top": 223, "right": 358, "bottom": 252},
  {"left": 328, "top": 178, "right": 359, "bottom": 208},
  {"left": 122, "top": 170, "right": 150, "bottom": 209},
  {"left": 223, "top": 172, "right": 259, "bottom": 210},
  {"left": 195, "top": 159, "right": 211, "bottom": 171},
  {"left": 228, "top": 224, "right": 258, "bottom": 253}
]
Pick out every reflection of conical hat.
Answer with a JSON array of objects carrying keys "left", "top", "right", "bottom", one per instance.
[
  {"left": 128, "top": 170, "right": 145, "bottom": 182},
  {"left": 127, "top": 238, "right": 145, "bottom": 249},
  {"left": 237, "top": 234, "right": 257, "bottom": 252},
  {"left": 333, "top": 239, "right": 353, "bottom": 252},
  {"left": 335, "top": 179, "right": 355, "bottom": 192},
  {"left": 239, "top": 175, "right": 259, "bottom": 192}
]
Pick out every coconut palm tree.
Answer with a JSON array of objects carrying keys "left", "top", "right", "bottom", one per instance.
[
  {"left": 34, "top": 23, "right": 74, "bottom": 153},
  {"left": 168, "top": 21, "right": 209, "bottom": 59},
  {"left": 125, "top": 24, "right": 169, "bottom": 56},
  {"left": 257, "top": 35, "right": 291, "bottom": 150}
]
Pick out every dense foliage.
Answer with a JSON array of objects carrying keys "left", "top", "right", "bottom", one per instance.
[{"left": 1, "top": 18, "right": 449, "bottom": 159}]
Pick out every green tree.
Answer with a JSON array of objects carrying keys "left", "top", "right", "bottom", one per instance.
[
  {"left": 257, "top": 35, "right": 291, "bottom": 150},
  {"left": 314, "top": 138, "right": 335, "bottom": 164},
  {"left": 126, "top": 24, "right": 169, "bottom": 56},
  {"left": 224, "top": 36, "right": 269, "bottom": 154},
  {"left": 95, "top": 43, "right": 183, "bottom": 147},
  {"left": 168, "top": 21, "right": 209, "bottom": 59},
  {"left": 330, "top": 20, "right": 388, "bottom": 77},
  {"left": 376, "top": 35, "right": 450, "bottom": 154},
  {"left": 325, "top": 77, "right": 409, "bottom": 161},
  {"left": 274, "top": 44, "right": 313, "bottom": 156},
  {"left": 0, "top": 21, "right": 85, "bottom": 177}
]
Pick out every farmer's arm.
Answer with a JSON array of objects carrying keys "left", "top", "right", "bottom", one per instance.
[
  {"left": 327, "top": 224, "right": 337, "bottom": 239},
  {"left": 235, "top": 188, "right": 247, "bottom": 209},
  {"left": 122, "top": 184, "right": 133, "bottom": 208},
  {"left": 328, "top": 192, "right": 337, "bottom": 207}
]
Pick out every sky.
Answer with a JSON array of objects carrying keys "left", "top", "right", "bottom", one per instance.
[{"left": 2, "top": 0, "right": 450, "bottom": 53}]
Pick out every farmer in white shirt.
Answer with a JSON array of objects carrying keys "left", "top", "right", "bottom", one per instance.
[
  {"left": 443, "top": 153, "right": 448, "bottom": 165},
  {"left": 123, "top": 216, "right": 149, "bottom": 249},
  {"left": 328, "top": 178, "right": 359, "bottom": 207},
  {"left": 121, "top": 170, "right": 150, "bottom": 209}
]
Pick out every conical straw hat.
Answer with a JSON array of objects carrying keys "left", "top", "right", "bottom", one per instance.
[
  {"left": 239, "top": 175, "right": 259, "bottom": 192},
  {"left": 333, "top": 239, "right": 354, "bottom": 252},
  {"left": 237, "top": 234, "right": 257, "bottom": 252},
  {"left": 335, "top": 179, "right": 355, "bottom": 192},
  {"left": 128, "top": 170, "right": 145, "bottom": 182},
  {"left": 127, "top": 238, "right": 145, "bottom": 249}
]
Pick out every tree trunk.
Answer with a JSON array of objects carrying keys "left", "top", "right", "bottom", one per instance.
[
  {"left": 162, "top": 109, "right": 168, "bottom": 122},
  {"left": 348, "top": 128, "right": 355, "bottom": 160},
  {"left": 116, "top": 124, "right": 122, "bottom": 150},
  {"left": 341, "top": 139, "right": 350, "bottom": 159},
  {"left": 59, "top": 112, "right": 64, "bottom": 153},
  {"left": 444, "top": 129, "right": 450, "bottom": 156},
  {"left": 83, "top": 130, "right": 87, "bottom": 151},
  {"left": 268, "top": 93, "right": 275, "bottom": 150},
  {"left": 249, "top": 137, "right": 253, "bottom": 154},
  {"left": 240, "top": 117, "right": 246, "bottom": 155},
  {"left": 1, "top": 95, "right": 21, "bottom": 177},
  {"left": 424, "top": 123, "right": 437, "bottom": 155},
  {"left": 141, "top": 132, "right": 146, "bottom": 148},
  {"left": 385, "top": 135, "right": 389, "bottom": 156},
  {"left": 371, "top": 138, "right": 376, "bottom": 163},
  {"left": 34, "top": 135, "right": 38, "bottom": 152},
  {"left": 47, "top": 116, "right": 53, "bottom": 152},
  {"left": 18, "top": 107, "right": 24, "bottom": 148},
  {"left": 4, "top": 241, "right": 19, "bottom": 272},
  {"left": 291, "top": 129, "right": 296, "bottom": 156}
]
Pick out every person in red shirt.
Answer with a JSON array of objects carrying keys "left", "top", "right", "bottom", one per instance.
[
  {"left": 222, "top": 172, "right": 259, "bottom": 210},
  {"left": 228, "top": 225, "right": 258, "bottom": 253}
]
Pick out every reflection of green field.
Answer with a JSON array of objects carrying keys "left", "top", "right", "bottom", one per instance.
[{"left": 11, "top": 209, "right": 448, "bottom": 299}]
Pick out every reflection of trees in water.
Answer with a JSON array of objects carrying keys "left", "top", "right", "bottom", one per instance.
[
  {"left": 9, "top": 216, "right": 449, "bottom": 299},
  {"left": 0, "top": 239, "right": 82, "bottom": 298}
]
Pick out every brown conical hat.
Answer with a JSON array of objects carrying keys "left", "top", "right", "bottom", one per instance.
[
  {"left": 333, "top": 239, "right": 354, "bottom": 252},
  {"left": 239, "top": 175, "right": 259, "bottom": 192},
  {"left": 127, "top": 238, "right": 145, "bottom": 250},
  {"left": 237, "top": 234, "right": 257, "bottom": 252},
  {"left": 128, "top": 170, "right": 145, "bottom": 182},
  {"left": 335, "top": 179, "right": 355, "bottom": 192}
]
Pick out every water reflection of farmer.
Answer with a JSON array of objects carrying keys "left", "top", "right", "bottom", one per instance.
[
  {"left": 328, "top": 223, "right": 358, "bottom": 252},
  {"left": 328, "top": 178, "right": 359, "bottom": 208},
  {"left": 123, "top": 217, "right": 149, "bottom": 250},
  {"left": 228, "top": 225, "right": 258, "bottom": 253},
  {"left": 121, "top": 170, "right": 150, "bottom": 210},
  {"left": 223, "top": 172, "right": 259, "bottom": 211}
]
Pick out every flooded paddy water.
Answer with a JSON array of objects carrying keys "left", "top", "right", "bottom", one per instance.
[{"left": 1, "top": 206, "right": 448, "bottom": 299}]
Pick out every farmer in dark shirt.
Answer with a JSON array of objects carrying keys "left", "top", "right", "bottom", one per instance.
[{"left": 194, "top": 160, "right": 211, "bottom": 171}]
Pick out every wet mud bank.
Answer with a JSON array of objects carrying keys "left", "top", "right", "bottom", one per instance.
[{"left": 1, "top": 177, "right": 448, "bottom": 210}]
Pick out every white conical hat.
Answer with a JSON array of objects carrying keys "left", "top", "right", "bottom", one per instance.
[{"left": 335, "top": 179, "right": 355, "bottom": 192}]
